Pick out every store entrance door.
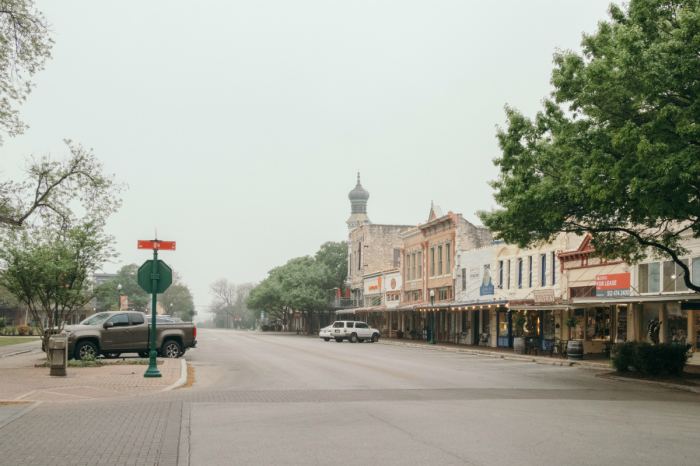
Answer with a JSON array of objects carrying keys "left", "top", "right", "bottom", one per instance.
[{"left": 473, "top": 311, "right": 480, "bottom": 345}]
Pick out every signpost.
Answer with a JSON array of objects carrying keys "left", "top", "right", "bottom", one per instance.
[{"left": 136, "top": 239, "right": 176, "bottom": 378}]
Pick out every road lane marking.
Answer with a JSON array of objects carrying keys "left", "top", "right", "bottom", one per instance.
[{"left": 245, "top": 336, "right": 419, "bottom": 381}]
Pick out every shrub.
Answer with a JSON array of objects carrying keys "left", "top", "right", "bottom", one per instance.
[
  {"left": 3, "top": 326, "right": 18, "bottom": 336},
  {"left": 0, "top": 317, "right": 6, "bottom": 329},
  {"left": 611, "top": 341, "right": 639, "bottom": 372},
  {"left": 17, "top": 325, "right": 31, "bottom": 336},
  {"left": 564, "top": 317, "right": 578, "bottom": 328},
  {"left": 612, "top": 341, "right": 691, "bottom": 376},
  {"left": 261, "top": 324, "right": 270, "bottom": 331}
]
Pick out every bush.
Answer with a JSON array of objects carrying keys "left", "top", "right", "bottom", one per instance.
[
  {"left": 261, "top": 324, "right": 270, "bottom": 331},
  {"left": 0, "top": 317, "right": 6, "bottom": 329},
  {"left": 3, "top": 326, "right": 18, "bottom": 336},
  {"left": 611, "top": 341, "right": 639, "bottom": 372},
  {"left": 612, "top": 341, "right": 691, "bottom": 376},
  {"left": 17, "top": 325, "right": 31, "bottom": 336}
]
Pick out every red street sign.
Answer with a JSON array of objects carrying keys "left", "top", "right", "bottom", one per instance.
[{"left": 138, "top": 240, "right": 176, "bottom": 250}]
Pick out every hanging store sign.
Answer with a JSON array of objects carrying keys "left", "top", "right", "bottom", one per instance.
[
  {"left": 595, "top": 273, "right": 630, "bottom": 297},
  {"left": 533, "top": 289, "right": 555, "bottom": 303}
]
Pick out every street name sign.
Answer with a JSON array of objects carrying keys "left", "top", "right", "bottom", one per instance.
[{"left": 138, "top": 240, "right": 176, "bottom": 250}]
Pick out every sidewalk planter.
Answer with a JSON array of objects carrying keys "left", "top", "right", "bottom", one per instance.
[
  {"left": 567, "top": 340, "right": 583, "bottom": 360},
  {"left": 513, "top": 337, "right": 526, "bottom": 355}
]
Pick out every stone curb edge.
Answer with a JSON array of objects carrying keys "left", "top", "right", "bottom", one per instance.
[
  {"left": 602, "top": 375, "right": 700, "bottom": 394},
  {"left": 0, "top": 349, "right": 33, "bottom": 358},
  {"left": 0, "top": 401, "right": 43, "bottom": 430},
  {"left": 377, "top": 340, "right": 614, "bottom": 370},
  {"left": 163, "top": 359, "right": 188, "bottom": 391}
]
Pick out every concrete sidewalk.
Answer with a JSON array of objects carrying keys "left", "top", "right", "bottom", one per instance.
[
  {"left": 377, "top": 337, "right": 614, "bottom": 369},
  {"left": 0, "top": 352, "right": 182, "bottom": 402}
]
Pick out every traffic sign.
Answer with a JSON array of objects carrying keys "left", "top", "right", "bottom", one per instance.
[
  {"left": 137, "top": 260, "right": 173, "bottom": 294},
  {"left": 138, "top": 240, "right": 176, "bottom": 251}
]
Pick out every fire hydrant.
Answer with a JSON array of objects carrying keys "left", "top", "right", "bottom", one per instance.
[{"left": 48, "top": 331, "right": 68, "bottom": 376}]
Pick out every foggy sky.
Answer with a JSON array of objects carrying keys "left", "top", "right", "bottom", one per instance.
[{"left": 1, "top": 1, "right": 613, "bottom": 321}]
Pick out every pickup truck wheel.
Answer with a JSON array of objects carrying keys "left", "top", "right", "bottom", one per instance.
[
  {"left": 371, "top": 333, "right": 379, "bottom": 343},
  {"left": 349, "top": 333, "right": 358, "bottom": 343},
  {"left": 75, "top": 341, "right": 98, "bottom": 360},
  {"left": 103, "top": 352, "right": 121, "bottom": 359},
  {"left": 335, "top": 338, "right": 343, "bottom": 343},
  {"left": 161, "top": 340, "right": 182, "bottom": 358}
]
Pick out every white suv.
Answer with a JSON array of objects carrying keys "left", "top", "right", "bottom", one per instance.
[{"left": 330, "top": 321, "right": 380, "bottom": 343}]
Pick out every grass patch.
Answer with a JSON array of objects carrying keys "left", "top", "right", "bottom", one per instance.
[
  {"left": 0, "top": 337, "right": 39, "bottom": 348},
  {"left": 36, "top": 357, "right": 164, "bottom": 368}
]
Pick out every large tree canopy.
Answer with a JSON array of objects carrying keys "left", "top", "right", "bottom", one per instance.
[
  {"left": 0, "top": 0, "right": 53, "bottom": 143},
  {"left": 94, "top": 264, "right": 150, "bottom": 313},
  {"left": 314, "top": 241, "right": 348, "bottom": 292},
  {"left": 479, "top": 0, "right": 700, "bottom": 292}
]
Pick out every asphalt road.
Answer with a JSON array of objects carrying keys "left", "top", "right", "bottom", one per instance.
[
  {"left": 1, "top": 329, "right": 699, "bottom": 466},
  {"left": 183, "top": 330, "right": 700, "bottom": 466}
]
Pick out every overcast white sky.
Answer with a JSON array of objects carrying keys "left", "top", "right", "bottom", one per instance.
[{"left": 1, "top": 0, "right": 613, "bottom": 320}]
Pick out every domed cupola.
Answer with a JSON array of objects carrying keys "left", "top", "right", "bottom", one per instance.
[
  {"left": 348, "top": 173, "right": 370, "bottom": 212},
  {"left": 346, "top": 172, "right": 371, "bottom": 231}
]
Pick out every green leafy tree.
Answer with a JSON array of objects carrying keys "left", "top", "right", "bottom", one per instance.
[
  {"left": 246, "top": 276, "right": 288, "bottom": 327},
  {"left": 478, "top": 0, "right": 700, "bottom": 292},
  {"left": 0, "top": 219, "right": 117, "bottom": 358},
  {"left": 314, "top": 241, "right": 348, "bottom": 292},
  {"left": 0, "top": 0, "right": 53, "bottom": 144},
  {"left": 158, "top": 272, "right": 195, "bottom": 322},
  {"left": 94, "top": 264, "right": 149, "bottom": 313}
]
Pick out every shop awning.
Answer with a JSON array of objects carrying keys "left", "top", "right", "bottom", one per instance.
[
  {"left": 335, "top": 308, "right": 356, "bottom": 314},
  {"left": 507, "top": 304, "right": 570, "bottom": 311},
  {"left": 572, "top": 293, "right": 700, "bottom": 306}
]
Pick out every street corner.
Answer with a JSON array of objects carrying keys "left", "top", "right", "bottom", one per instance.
[{"left": 1, "top": 357, "right": 183, "bottom": 403}]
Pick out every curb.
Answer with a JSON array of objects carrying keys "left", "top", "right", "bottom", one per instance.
[
  {"left": 0, "top": 349, "right": 33, "bottom": 358},
  {"left": 162, "top": 359, "right": 188, "bottom": 391},
  {"left": 0, "top": 401, "right": 43, "bottom": 430},
  {"left": 378, "top": 340, "right": 612, "bottom": 370},
  {"left": 177, "top": 402, "right": 191, "bottom": 466},
  {"left": 602, "top": 375, "right": 700, "bottom": 394}
]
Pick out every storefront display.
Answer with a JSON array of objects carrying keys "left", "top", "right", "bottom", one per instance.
[
  {"left": 616, "top": 306, "right": 628, "bottom": 343},
  {"left": 570, "top": 309, "right": 585, "bottom": 340},
  {"left": 587, "top": 307, "right": 611, "bottom": 340},
  {"left": 543, "top": 310, "right": 556, "bottom": 340}
]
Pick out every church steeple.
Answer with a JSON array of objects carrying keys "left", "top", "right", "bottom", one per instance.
[{"left": 346, "top": 172, "right": 370, "bottom": 231}]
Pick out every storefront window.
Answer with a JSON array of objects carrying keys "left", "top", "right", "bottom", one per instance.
[
  {"left": 586, "top": 307, "right": 611, "bottom": 341},
  {"left": 616, "top": 306, "right": 628, "bottom": 343},
  {"left": 524, "top": 311, "right": 539, "bottom": 338},
  {"left": 570, "top": 309, "right": 584, "bottom": 340},
  {"left": 543, "top": 310, "right": 555, "bottom": 339},
  {"left": 498, "top": 312, "right": 508, "bottom": 337},
  {"left": 667, "top": 312, "right": 688, "bottom": 346}
]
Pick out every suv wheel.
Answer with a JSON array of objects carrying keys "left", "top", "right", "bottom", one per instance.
[
  {"left": 161, "top": 340, "right": 182, "bottom": 358},
  {"left": 335, "top": 338, "right": 343, "bottom": 343},
  {"left": 323, "top": 338, "right": 330, "bottom": 342},
  {"left": 349, "top": 333, "right": 358, "bottom": 343},
  {"left": 75, "top": 341, "right": 98, "bottom": 360},
  {"left": 371, "top": 333, "right": 379, "bottom": 343}
]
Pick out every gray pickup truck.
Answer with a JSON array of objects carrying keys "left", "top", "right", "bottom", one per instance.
[{"left": 62, "top": 310, "right": 197, "bottom": 360}]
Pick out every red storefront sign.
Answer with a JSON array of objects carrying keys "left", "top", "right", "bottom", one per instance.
[{"left": 595, "top": 273, "right": 630, "bottom": 298}]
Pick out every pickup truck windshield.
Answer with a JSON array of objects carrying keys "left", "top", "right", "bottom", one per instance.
[{"left": 80, "top": 313, "right": 110, "bottom": 325}]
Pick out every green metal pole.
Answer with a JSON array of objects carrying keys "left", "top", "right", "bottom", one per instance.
[
  {"left": 429, "top": 294, "right": 436, "bottom": 345},
  {"left": 144, "top": 248, "right": 162, "bottom": 378}
]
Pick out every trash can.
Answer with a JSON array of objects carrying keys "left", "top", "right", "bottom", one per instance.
[{"left": 48, "top": 331, "right": 68, "bottom": 376}]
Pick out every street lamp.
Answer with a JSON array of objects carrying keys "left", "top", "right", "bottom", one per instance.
[
  {"left": 429, "top": 289, "right": 436, "bottom": 345},
  {"left": 117, "top": 284, "right": 122, "bottom": 311},
  {"left": 170, "top": 303, "right": 173, "bottom": 317}
]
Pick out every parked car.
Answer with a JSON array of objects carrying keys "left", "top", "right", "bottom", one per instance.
[
  {"left": 319, "top": 325, "right": 334, "bottom": 341},
  {"left": 329, "top": 321, "right": 379, "bottom": 343},
  {"left": 58, "top": 311, "right": 197, "bottom": 360}
]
